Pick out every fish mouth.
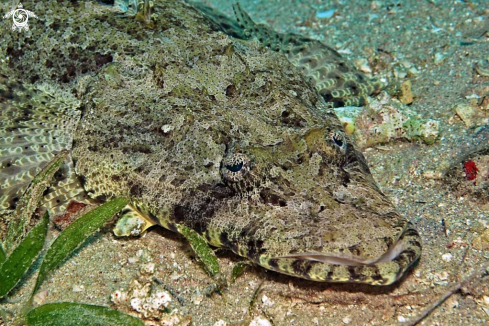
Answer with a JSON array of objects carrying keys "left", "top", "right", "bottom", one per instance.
[
  {"left": 270, "top": 239, "right": 407, "bottom": 267},
  {"left": 250, "top": 222, "right": 421, "bottom": 285}
]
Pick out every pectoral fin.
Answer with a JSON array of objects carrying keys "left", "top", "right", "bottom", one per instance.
[{"left": 113, "top": 204, "right": 159, "bottom": 237}]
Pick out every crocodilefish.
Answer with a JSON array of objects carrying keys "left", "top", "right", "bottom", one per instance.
[{"left": 0, "top": 0, "right": 420, "bottom": 285}]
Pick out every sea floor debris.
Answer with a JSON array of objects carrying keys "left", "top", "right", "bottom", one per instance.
[{"left": 335, "top": 93, "right": 440, "bottom": 148}]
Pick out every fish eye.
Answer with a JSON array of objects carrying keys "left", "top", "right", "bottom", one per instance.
[
  {"left": 330, "top": 131, "right": 347, "bottom": 151},
  {"left": 226, "top": 161, "right": 243, "bottom": 172},
  {"left": 221, "top": 153, "right": 250, "bottom": 182}
]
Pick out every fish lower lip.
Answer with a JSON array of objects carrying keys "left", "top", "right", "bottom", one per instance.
[{"left": 273, "top": 240, "right": 406, "bottom": 266}]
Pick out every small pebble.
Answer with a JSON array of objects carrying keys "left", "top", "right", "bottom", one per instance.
[
  {"left": 162, "top": 124, "right": 173, "bottom": 133},
  {"left": 454, "top": 102, "right": 479, "bottom": 127},
  {"left": 342, "top": 316, "right": 352, "bottom": 324},
  {"left": 33, "top": 290, "right": 48, "bottom": 305},
  {"left": 316, "top": 9, "right": 335, "bottom": 19},
  {"left": 434, "top": 53, "right": 445, "bottom": 64},
  {"left": 423, "top": 170, "right": 442, "bottom": 179},
  {"left": 72, "top": 285, "right": 84, "bottom": 292},
  {"left": 447, "top": 295, "right": 459, "bottom": 309},
  {"left": 249, "top": 317, "right": 272, "bottom": 326},
  {"left": 399, "top": 80, "right": 413, "bottom": 105},
  {"left": 435, "top": 271, "right": 449, "bottom": 281},
  {"left": 214, "top": 321, "right": 227, "bottom": 326},
  {"left": 354, "top": 58, "right": 372, "bottom": 74},
  {"left": 401, "top": 60, "right": 413, "bottom": 69},
  {"left": 192, "top": 289, "right": 204, "bottom": 305},
  {"left": 261, "top": 294, "right": 274, "bottom": 307},
  {"left": 441, "top": 253, "right": 452, "bottom": 262},
  {"left": 140, "top": 262, "right": 155, "bottom": 275},
  {"left": 483, "top": 295, "right": 489, "bottom": 306},
  {"left": 370, "top": 1, "right": 381, "bottom": 10},
  {"left": 465, "top": 94, "right": 480, "bottom": 99},
  {"left": 407, "top": 67, "right": 420, "bottom": 76},
  {"left": 472, "top": 229, "right": 489, "bottom": 250}
]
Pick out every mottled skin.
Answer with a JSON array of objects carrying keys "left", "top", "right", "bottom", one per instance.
[
  {"left": 72, "top": 1, "right": 420, "bottom": 285},
  {"left": 0, "top": 0, "right": 420, "bottom": 285}
]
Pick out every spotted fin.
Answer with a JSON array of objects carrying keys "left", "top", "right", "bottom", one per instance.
[
  {"left": 0, "top": 76, "right": 86, "bottom": 215},
  {"left": 231, "top": 3, "right": 384, "bottom": 108}
]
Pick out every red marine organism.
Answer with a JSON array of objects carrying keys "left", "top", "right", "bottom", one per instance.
[{"left": 463, "top": 160, "right": 478, "bottom": 181}]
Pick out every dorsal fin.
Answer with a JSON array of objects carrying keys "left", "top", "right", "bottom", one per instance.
[{"left": 231, "top": 2, "right": 384, "bottom": 108}]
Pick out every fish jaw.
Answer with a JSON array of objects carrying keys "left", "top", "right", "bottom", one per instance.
[
  {"left": 255, "top": 224, "right": 421, "bottom": 285},
  {"left": 201, "top": 190, "right": 421, "bottom": 286},
  {"left": 185, "top": 127, "right": 421, "bottom": 285}
]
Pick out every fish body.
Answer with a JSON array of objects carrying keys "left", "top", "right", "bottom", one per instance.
[
  {"left": 0, "top": 0, "right": 420, "bottom": 285},
  {"left": 199, "top": 2, "right": 384, "bottom": 108}
]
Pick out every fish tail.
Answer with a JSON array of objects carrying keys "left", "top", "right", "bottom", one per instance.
[{"left": 0, "top": 75, "right": 86, "bottom": 214}]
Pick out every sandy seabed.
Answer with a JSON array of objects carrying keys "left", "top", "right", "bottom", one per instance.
[{"left": 2, "top": 0, "right": 489, "bottom": 325}]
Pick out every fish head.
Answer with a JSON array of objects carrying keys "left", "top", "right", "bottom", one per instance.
[{"left": 194, "top": 96, "right": 416, "bottom": 285}]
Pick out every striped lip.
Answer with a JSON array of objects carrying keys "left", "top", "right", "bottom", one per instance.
[{"left": 271, "top": 240, "right": 407, "bottom": 267}]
